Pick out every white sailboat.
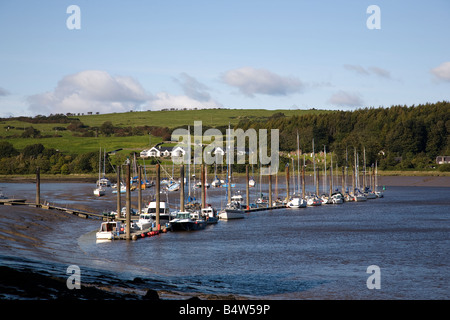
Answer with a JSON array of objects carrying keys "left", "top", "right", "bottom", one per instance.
[{"left": 93, "top": 147, "right": 106, "bottom": 197}]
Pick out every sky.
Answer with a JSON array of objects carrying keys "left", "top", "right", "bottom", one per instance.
[{"left": 0, "top": 0, "right": 449, "bottom": 117}]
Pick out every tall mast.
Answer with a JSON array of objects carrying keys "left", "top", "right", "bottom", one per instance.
[
  {"left": 323, "top": 145, "right": 327, "bottom": 195},
  {"left": 312, "top": 139, "right": 316, "bottom": 194},
  {"left": 297, "top": 131, "right": 301, "bottom": 195}
]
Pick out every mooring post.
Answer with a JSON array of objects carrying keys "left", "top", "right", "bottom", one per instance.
[
  {"left": 138, "top": 165, "right": 142, "bottom": 215},
  {"left": 302, "top": 164, "right": 306, "bottom": 200},
  {"left": 201, "top": 164, "right": 206, "bottom": 209},
  {"left": 268, "top": 166, "right": 272, "bottom": 207},
  {"left": 116, "top": 165, "right": 121, "bottom": 218},
  {"left": 285, "top": 164, "right": 290, "bottom": 202},
  {"left": 180, "top": 164, "right": 185, "bottom": 212},
  {"left": 155, "top": 164, "right": 160, "bottom": 229},
  {"left": 246, "top": 165, "right": 250, "bottom": 210},
  {"left": 126, "top": 163, "right": 131, "bottom": 240},
  {"left": 35, "top": 167, "right": 40, "bottom": 206}
]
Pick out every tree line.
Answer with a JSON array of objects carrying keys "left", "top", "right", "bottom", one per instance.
[{"left": 235, "top": 101, "right": 450, "bottom": 170}]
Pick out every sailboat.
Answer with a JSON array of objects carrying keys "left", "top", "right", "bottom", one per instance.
[
  {"left": 287, "top": 134, "right": 307, "bottom": 209},
  {"left": 307, "top": 139, "right": 321, "bottom": 206},
  {"left": 93, "top": 148, "right": 106, "bottom": 197}
]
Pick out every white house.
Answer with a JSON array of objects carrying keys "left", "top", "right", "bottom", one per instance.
[
  {"left": 436, "top": 156, "right": 450, "bottom": 164},
  {"left": 140, "top": 146, "right": 173, "bottom": 158},
  {"left": 171, "top": 146, "right": 186, "bottom": 157}
]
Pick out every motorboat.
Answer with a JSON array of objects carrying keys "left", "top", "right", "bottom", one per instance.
[
  {"left": 201, "top": 205, "right": 219, "bottom": 224},
  {"left": 287, "top": 197, "right": 307, "bottom": 208},
  {"left": 144, "top": 201, "right": 174, "bottom": 221},
  {"left": 248, "top": 177, "right": 256, "bottom": 187},
  {"left": 135, "top": 213, "right": 153, "bottom": 230},
  {"left": 218, "top": 201, "right": 245, "bottom": 220},
  {"left": 169, "top": 212, "right": 207, "bottom": 231},
  {"left": 96, "top": 221, "right": 123, "bottom": 240}
]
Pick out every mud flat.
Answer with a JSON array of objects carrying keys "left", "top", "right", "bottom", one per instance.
[{"left": 378, "top": 175, "right": 450, "bottom": 187}]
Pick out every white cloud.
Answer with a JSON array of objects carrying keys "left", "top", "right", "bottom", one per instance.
[
  {"left": 26, "top": 70, "right": 222, "bottom": 115},
  {"left": 28, "top": 70, "right": 150, "bottom": 115},
  {"left": 147, "top": 92, "right": 221, "bottom": 110},
  {"left": 173, "top": 72, "right": 212, "bottom": 102},
  {"left": 343, "top": 64, "right": 369, "bottom": 75},
  {"left": 344, "top": 64, "right": 391, "bottom": 79},
  {"left": 328, "top": 90, "right": 364, "bottom": 107},
  {"left": 221, "top": 67, "right": 304, "bottom": 97},
  {"left": 431, "top": 62, "right": 450, "bottom": 82}
]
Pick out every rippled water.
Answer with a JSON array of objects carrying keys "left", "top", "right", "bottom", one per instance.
[{"left": 1, "top": 181, "right": 449, "bottom": 299}]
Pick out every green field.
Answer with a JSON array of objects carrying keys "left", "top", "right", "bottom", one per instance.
[
  {"left": 1, "top": 108, "right": 328, "bottom": 154},
  {"left": 76, "top": 108, "right": 327, "bottom": 128}
]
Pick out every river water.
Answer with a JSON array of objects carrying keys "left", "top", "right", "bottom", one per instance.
[{"left": 0, "top": 179, "right": 449, "bottom": 300}]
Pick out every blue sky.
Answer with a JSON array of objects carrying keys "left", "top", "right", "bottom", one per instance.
[{"left": 0, "top": 0, "right": 449, "bottom": 117}]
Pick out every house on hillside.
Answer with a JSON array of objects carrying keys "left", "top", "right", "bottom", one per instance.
[
  {"left": 140, "top": 146, "right": 173, "bottom": 158},
  {"left": 436, "top": 156, "right": 450, "bottom": 164}
]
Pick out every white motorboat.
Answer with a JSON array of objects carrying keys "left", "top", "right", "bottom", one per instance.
[
  {"left": 201, "top": 206, "right": 219, "bottom": 224},
  {"left": 287, "top": 197, "right": 307, "bottom": 208},
  {"left": 218, "top": 199, "right": 245, "bottom": 220},
  {"left": 169, "top": 212, "right": 207, "bottom": 231},
  {"left": 249, "top": 177, "right": 256, "bottom": 187},
  {"left": 144, "top": 201, "right": 174, "bottom": 221},
  {"left": 96, "top": 221, "right": 122, "bottom": 240},
  {"left": 135, "top": 213, "right": 153, "bottom": 230}
]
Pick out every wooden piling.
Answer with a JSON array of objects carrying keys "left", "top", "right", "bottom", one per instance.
[
  {"left": 285, "top": 164, "right": 290, "bottom": 201},
  {"left": 180, "top": 164, "right": 185, "bottom": 212},
  {"left": 117, "top": 165, "right": 121, "bottom": 217},
  {"left": 138, "top": 165, "right": 142, "bottom": 214},
  {"left": 35, "top": 167, "right": 40, "bottom": 206},
  {"left": 126, "top": 163, "right": 131, "bottom": 240},
  {"left": 302, "top": 164, "right": 305, "bottom": 200},
  {"left": 201, "top": 164, "right": 206, "bottom": 209},
  {"left": 246, "top": 165, "right": 250, "bottom": 210},
  {"left": 268, "top": 166, "right": 272, "bottom": 206},
  {"left": 155, "top": 164, "right": 160, "bottom": 229}
]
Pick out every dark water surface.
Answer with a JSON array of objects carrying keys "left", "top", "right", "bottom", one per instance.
[{"left": 0, "top": 181, "right": 449, "bottom": 299}]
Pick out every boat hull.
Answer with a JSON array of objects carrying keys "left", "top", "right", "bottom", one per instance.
[
  {"left": 219, "top": 209, "right": 245, "bottom": 220},
  {"left": 171, "top": 220, "right": 207, "bottom": 231}
]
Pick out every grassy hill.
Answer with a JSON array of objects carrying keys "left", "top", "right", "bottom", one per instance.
[{"left": 1, "top": 108, "right": 329, "bottom": 154}]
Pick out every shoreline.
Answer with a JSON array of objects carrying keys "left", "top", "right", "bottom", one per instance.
[{"left": 1, "top": 172, "right": 450, "bottom": 187}]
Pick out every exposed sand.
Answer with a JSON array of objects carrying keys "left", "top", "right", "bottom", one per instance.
[{"left": 378, "top": 175, "right": 450, "bottom": 187}]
